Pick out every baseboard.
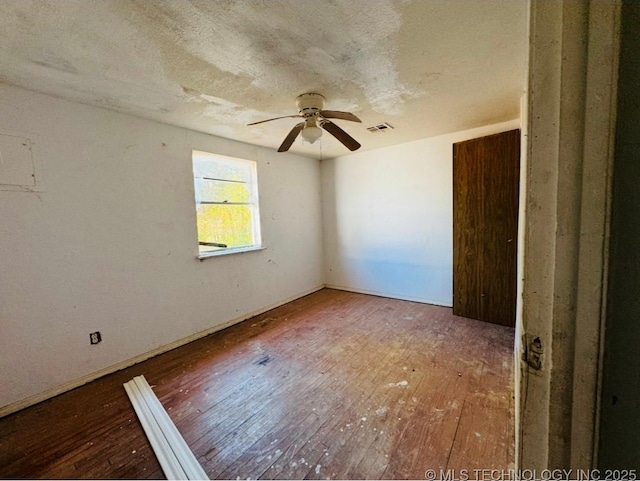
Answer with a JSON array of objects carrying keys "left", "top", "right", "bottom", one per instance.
[
  {"left": 0, "top": 285, "right": 325, "bottom": 418},
  {"left": 325, "top": 284, "right": 453, "bottom": 308}
]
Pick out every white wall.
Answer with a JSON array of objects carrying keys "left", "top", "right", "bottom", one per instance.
[
  {"left": 0, "top": 84, "right": 324, "bottom": 413},
  {"left": 322, "top": 119, "right": 520, "bottom": 306}
]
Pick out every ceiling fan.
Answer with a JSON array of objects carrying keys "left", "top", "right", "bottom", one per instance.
[{"left": 247, "top": 93, "right": 362, "bottom": 152}]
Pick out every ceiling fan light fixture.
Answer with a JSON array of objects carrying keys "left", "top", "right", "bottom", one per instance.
[
  {"left": 250, "top": 93, "right": 361, "bottom": 152},
  {"left": 301, "top": 125, "right": 323, "bottom": 144}
]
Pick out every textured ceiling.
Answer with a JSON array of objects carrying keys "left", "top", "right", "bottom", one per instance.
[{"left": 0, "top": 0, "right": 528, "bottom": 159}]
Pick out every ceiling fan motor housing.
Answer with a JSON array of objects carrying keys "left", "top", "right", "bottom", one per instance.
[{"left": 296, "top": 93, "right": 325, "bottom": 117}]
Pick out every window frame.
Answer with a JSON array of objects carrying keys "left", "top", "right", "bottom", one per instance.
[{"left": 192, "top": 150, "right": 263, "bottom": 260}]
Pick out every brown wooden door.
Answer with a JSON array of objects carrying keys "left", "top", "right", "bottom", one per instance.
[{"left": 453, "top": 129, "right": 520, "bottom": 327}]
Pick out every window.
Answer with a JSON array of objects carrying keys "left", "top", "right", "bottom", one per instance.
[{"left": 192, "top": 150, "right": 262, "bottom": 257}]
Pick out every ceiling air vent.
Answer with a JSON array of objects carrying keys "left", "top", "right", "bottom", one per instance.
[{"left": 366, "top": 122, "right": 394, "bottom": 133}]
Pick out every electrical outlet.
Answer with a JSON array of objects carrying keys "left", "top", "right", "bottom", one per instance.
[{"left": 90, "top": 331, "right": 102, "bottom": 345}]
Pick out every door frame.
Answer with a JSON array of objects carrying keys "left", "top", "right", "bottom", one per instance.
[{"left": 517, "top": 0, "right": 621, "bottom": 469}]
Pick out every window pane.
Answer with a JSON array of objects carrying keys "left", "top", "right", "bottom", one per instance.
[
  {"left": 192, "top": 150, "right": 261, "bottom": 255},
  {"left": 193, "top": 152, "right": 252, "bottom": 183},
  {"left": 196, "top": 204, "right": 254, "bottom": 252},
  {"left": 194, "top": 178, "right": 251, "bottom": 204}
]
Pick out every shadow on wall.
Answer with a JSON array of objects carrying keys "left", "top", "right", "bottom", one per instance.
[
  {"left": 321, "top": 152, "right": 453, "bottom": 306},
  {"left": 332, "top": 254, "right": 452, "bottom": 305}
]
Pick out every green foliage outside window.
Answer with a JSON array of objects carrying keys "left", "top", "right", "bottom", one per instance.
[{"left": 192, "top": 151, "right": 261, "bottom": 254}]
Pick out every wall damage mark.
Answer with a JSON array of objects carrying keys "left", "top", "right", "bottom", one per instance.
[
  {"left": 0, "top": 0, "right": 527, "bottom": 158},
  {"left": 117, "top": 0, "right": 422, "bottom": 116},
  {"left": 525, "top": 336, "right": 544, "bottom": 372}
]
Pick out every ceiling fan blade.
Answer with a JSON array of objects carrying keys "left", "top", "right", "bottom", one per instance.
[
  {"left": 321, "top": 121, "right": 361, "bottom": 151},
  {"left": 247, "top": 114, "right": 302, "bottom": 126},
  {"left": 319, "top": 110, "right": 362, "bottom": 123},
  {"left": 278, "top": 122, "right": 305, "bottom": 152}
]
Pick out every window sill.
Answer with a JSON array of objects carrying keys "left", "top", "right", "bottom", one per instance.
[{"left": 197, "top": 245, "right": 266, "bottom": 261}]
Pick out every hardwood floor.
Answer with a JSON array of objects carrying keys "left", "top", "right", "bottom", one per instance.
[{"left": 0, "top": 289, "right": 515, "bottom": 479}]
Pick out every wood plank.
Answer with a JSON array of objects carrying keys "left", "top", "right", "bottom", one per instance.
[
  {"left": 207, "top": 300, "right": 403, "bottom": 478},
  {"left": 0, "top": 289, "right": 514, "bottom": 479},
  {"left": 303, "top": 334, "right": 422, "bottom": 479}
]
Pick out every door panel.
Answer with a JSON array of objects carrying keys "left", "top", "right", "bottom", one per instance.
[{"left": 453, "top": 129, "right": 520, "bottom": 327}]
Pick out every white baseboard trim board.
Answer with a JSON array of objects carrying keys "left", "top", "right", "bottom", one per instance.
[
  {"left": 325, "top": 284, "right": 453, "bottom": 308},
  {"left": 0, "top": 285, "right": 325, "bottom": 418},
  {"left": 124, "top": 375, "right": 209, "bottom": 480}
]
